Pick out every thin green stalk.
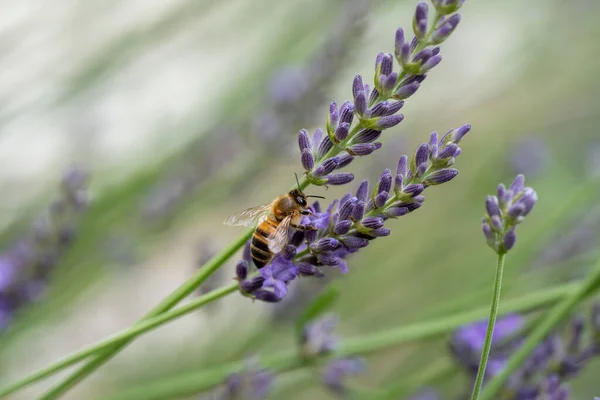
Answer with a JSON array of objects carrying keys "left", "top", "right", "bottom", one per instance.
[
  {"left": 35, "top": 176, "right": 311, "bottom": 399},
  {"left": 0, "top": 282, "right": 239, "bottom": 398},
  {"left": 470, "top": 252, "right": 505, "bottom": 400},
  {"left": 103, "top": 281, "right": 581, "bottom": 400},
  {"left": 479, "top": 254, "right": 600, "bottom": 400},
  {"left": 36, "top": 230, "right": 253, "bottom": 400}
]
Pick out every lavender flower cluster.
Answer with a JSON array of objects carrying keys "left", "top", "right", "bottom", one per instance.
[
  {"left": 0, "top": 168, "right": 89, "bottom": 331},
  {"left": 297, "top": 0, "right": 465, "bottom": 188},
  {"left": 233, "top": 0, "right": 468, "bottom": 303},
  {"left": 236, "top": 124, "right": 469, "bottom": 303},
  {"left": 482, "top": 175, "right": 538, "bottom": 254},
  {"left": 449, "top": 306, "right": 600, "bottom": 399}
]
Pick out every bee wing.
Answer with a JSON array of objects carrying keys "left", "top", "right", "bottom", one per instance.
[
  {"left": 268, "top": 215, "right": 292, "bottom": 254},
  {"left": 223, "top": 203, "right": 272, "bottom": 227}
]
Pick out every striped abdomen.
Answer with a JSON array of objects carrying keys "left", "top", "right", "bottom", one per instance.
[{"left": 251, "top": 218, "right": 278, "bottom": 269}]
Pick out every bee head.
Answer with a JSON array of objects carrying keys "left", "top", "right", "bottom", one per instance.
[{"left": 289, "top": 189, "right": 308, "bottom": 208}]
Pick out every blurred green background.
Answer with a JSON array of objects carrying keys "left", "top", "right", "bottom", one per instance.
[{"left": 1, "top": 0, "right": 600, "bottom": 398}]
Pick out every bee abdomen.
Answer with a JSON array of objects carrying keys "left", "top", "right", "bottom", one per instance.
[{"left": 251, "top": 219, "right": 277, "bottom": 269}]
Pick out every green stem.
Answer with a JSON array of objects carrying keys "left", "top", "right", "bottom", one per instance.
[
  {"left": 479, "top": 255, "right": 600, "bottom": 400},
  {"left": 470, "top": 252, "right": 506, "bottom": 400},
  {"left": 0, "top": 283, "right": 239, "bottom": 398},
  {"left": 36, "top": 231, "right": 253, "bottom": 400},
  {"left": 103, "top": 281, "right": 581, "bottom": 400}
]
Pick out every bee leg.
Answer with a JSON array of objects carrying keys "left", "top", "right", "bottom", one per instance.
[{"left": 291, "top": 223, "right": 317, "bottom": 231}]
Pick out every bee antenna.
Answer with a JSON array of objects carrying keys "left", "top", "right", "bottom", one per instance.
[
  {"left": 306, "top": 195, "right": 326, "bottom": 199},
  {"left": 294, "top": 172, "right": 302, "bottom": 192}
]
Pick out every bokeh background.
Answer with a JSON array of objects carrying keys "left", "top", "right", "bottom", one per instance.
[{"left": 1, "top": 0, "right": 600, "bottom": 398}]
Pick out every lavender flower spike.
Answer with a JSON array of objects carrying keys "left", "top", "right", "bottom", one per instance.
[{"left": 481, "top": 174, "right": 538, "bottom": 254}]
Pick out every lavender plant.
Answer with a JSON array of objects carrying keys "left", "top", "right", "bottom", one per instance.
[
  {"left": 0, "top": 168, "right": 88, "bottom": 332},
  {"left": 471, "top": 175, "right": 538, "bottom": 399}
]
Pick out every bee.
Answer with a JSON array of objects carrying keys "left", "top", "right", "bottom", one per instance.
[{"left": 224, "top": 177, "right": 324, "bottom": 269}]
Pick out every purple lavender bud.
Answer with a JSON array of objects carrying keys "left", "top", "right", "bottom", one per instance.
[
  {"left": 431, "top": 46, "right": 441, "bottom": 56},
  {"left": 361, "top": 217, "right": 384, "bottom": 230},
  {"left": 338, "top": 197, "right": 357, "bottom": 221},
  {"left": 311, "top": 238, "right": 341, "bottom": 253},
  {"left": 302, "top": 314, "right": 338, "bottom": 356},
  {"left": 403, "top": 183, "right": 425, "bottom": 197},
  {"left": 240, "top": 276, "right": 266, "bottom": 293},
  {"left": 322, "top": 358, "right": 366, "bottom": 396},
  {"left": 352, "top": 201, "right": 365, "bottom": 221},
  {"left": 352, "top": 75, "right": 364, "bottom": 99},
  {"left": 374, "top": 52, "right": 384, "bottom": 69},
  {"left": 394, "top": 28, "right": 405, "bottom": 61},
  {"left": 370, "top": 227, "right": 391, "bottom": 237},
  {"left": 451, "top": 124, "right": 471, "bottom": 143},
  {"left": 482, "top": 222, "right": 496, "bottom": 248},
  {"left": 420, "top": 55, "right": 442, "bottom": 72},
  {"left": 385, "top": 206, "right": 409, "bottom": 218},
  {"left": 317, "top": 135, "right": 334, "bottom": 159},
  {"left": 510, "top": 174, "right": 526, "bottom": 195},
  {"left": 339, "top": 101, "right": 355, "bottom": 125},
  {"left": 413, "top": 2, "right": 429, "bottom": 39},
  {"left": 416, "top": 162, "right": 428, "bottom": 178},
  {"left": 397, "top": 155, "right": 408, "bottom": 177},
  {"left": 382, "top": 72, "right": 398, "bottom": 92},
  {"left": 356, "top": 180, "right": 369, "bottom": 202},
  {"left": 281, "top": 245, "right": 296, "bottom": 260},
  {"left": 318, "top": 253, "right": 342, "bottom": 266},
  {"left": 423, "top": 168, "right": 458, "bottom": 185},
  {"left": 305, "top": 228, "right": 317, "bottom": 244},
  {"left": 380, "top": 53, "right": 393, "bottom": 76},
  {"left": 301, "top": 148, "right": 315, "bottom": 170},
  {"left": 375, "top": 114, "right": 404, "bottom": 129},
  {"left": 337, "top": 153, "right": 354, "bottom": 169},
  {"left": 334, "top": 220, "right": 352, "bottom": 235},
  {"left": 354, "top": 129, "right": 382, "bottom": 144},
  {"left": 312, "top": 127, "right": 323, "bottom": 149},
  {"left": 340, "top": 193, "right": 352, "bottom": 208},
  {"left": 329, "top": 101, "right": 339, "bottom": 129},
  {"left": 236, "top": 260, "right": 248, "bottom": 280},
  {"left": 369, "top": 101, "right": 389, "bottom": 118},
  {"left": 394, "top": 174, "right": 403, "bottom": 192},
  {"left": 429, "top": 131, "right": 439, "bottom": 148},
  {"left": 507, "top": 203, "right": 526, "bottom": 221},
  {"left": 393, "top": 81, "right": 420, "bottom": 100},
  {"left": 497, "top": 183, "right": 512, "bottom": 207},
  {"left": 386, "top": 100, "right": 404, "bottom": 116},
  {"left": 490, "top": 215, "right": 503, "bottom": 232},
  {"left": 430, "top": 13, "right": 461, "bottom": 44},
  {"left": 324, "top": 173, "right": 355, "bottom": 186},
  {"left": 347, "top": 143, "right": 382, "bottom": 156},
  {"left": 313, "top": 157, "right": 340, "bottom": 177},
  {"left": 415, "top": 143, "right": 429, "bottom": 166},
  {"left": 413, "top": 48, "right": 432, "bottom": 65},
  {"left": 354, "top": 92, "right": 367, "bottom": 116},
  {"left": 378, "top": 170, "right": 393, "bottom": 194},
  {"left": 437, "top": 143, "right": 459, "bottom": 159},
  {"left": 399, "top": 42, "right": 411, "bottom": 65},
  {"left": 340, "top": 236, "right": 370, "bottom": 249},
  {"left": 503, "top": 228, "right": 517, "bottom": 252},
  {"left": 368, "top": 87, "right": 379, "bottom": 105},
  {"left": 298, "top": 263, "right": 324, "bottom": 277},
  {"left": 517, "top": 188, "right": 538, "bottom": 216},
  {"left": 485, "top": 196, "right": 501, "bottom": 217},
  {"left": 253, "top": 289, "right": 281, "bottom": 303},
  {"left": 298, "top": 129, "right": 311, "bottom": 151},
  {"left": 335, "top": 122, "right": 350, "bottom": 142},
  {"left": 374, "top": 191, "right": 389, "bottom": 208}
]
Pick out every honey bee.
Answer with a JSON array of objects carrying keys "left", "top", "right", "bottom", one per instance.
[{"left": 224, "top": 177, "right": 324, "bottom": 269}]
